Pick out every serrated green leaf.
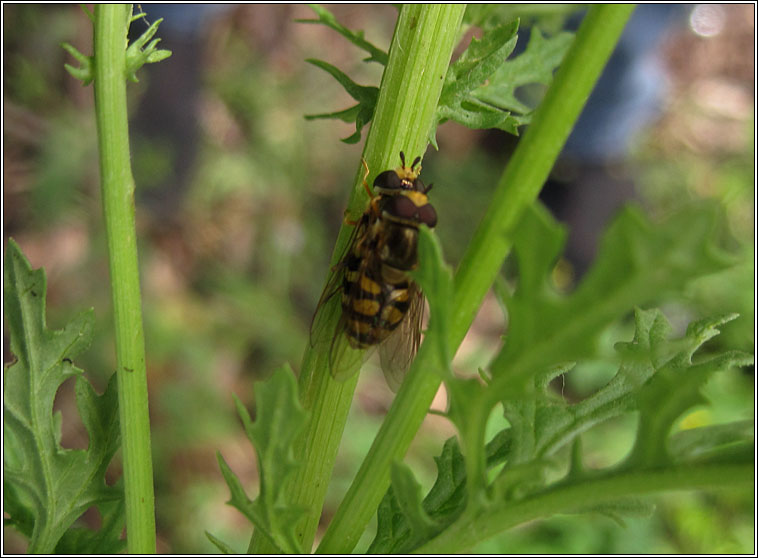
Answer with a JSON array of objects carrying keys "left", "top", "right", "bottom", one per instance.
[
  {"left": 61, "top": 42, "right": 94, "bottom": 85},
  {"left": 304, "top": 104, "right": 361, "bottom": 124},
  {"left": 462, "top": 5, "right": 502, "bottom": 27},
  {"left": 3, "top": 239, "right": 122, "bottom": 553},
  {"left": 125, "top": 17, "right": 172, "bottom": 82},
  {"left": 491, "top": 202, "right": 733, "bottom": 396},
  {"left": 369, "top": 432, "right": 510, "bottom": 554},
  {"left": 426, "top": 218, "right": 501, "bottom": 491},
  {"left": 145, "top": 48, "right": 172, "bottom": 64},
  {"left": 304, "top": 58, "right": 379, "bottom": 143},
  {"left": 80, "top": 4, "right": 95, "bottom": 23},
  {"left": 498, "top": 308, "right": 753, "bottom": 489},
  {"left": 503, "top": 311, "right": 751, "bottom": 476},
  {"left": 668, "top": 420, "right": 754, "bottom": 462},
  {"left": 370, "top": 488, "right": 403, "bottom": 553},
  {"left": 369, "top": 443, "right": 461, "bottom": 554},
  {"left": 421, "top": 201, "right": 744, "bottom": 541},
  {"left": 409, "top": 227, "right": 454, "bottom": 376},
  {"left": 422, "top": 437, "right": 468, "bottom": 518},
  {"left": 53, "top": 496, "right": 126, "bottom": 554},
  {"left": 305, "top": 57, "right": 378, "bottom": 107},
  {"left": 418, "top": 309, "right": 750, "bottom": 553},
  {"left": 297, "top": 4, "right": 388, "bottom": 65},
  {"left": 443, "top": 21, "right": 520, "bottom": 99},
  {"left": 492, "top": 457, "right": 557, "bottom": 502},
  {"left": 297, "top": 4, "right": 387, "bottom": 144},
  {"left": 501, "top": 308, "right": 669, "bottom": 467},
  {"left": 434, "top": 19, "right": 520, "bottom": 141},
  {"left": 390, "top": 463, "right": 439, "bottom": 535},
  {"left": 443, "top": 376, "right": 490, "bottom": 494},
  {"left": 217, "top": 364, "right": 309, "bottom": 554},
  {"left": 433, "top": 23, "right": 573, "bottom": 146},
  {"left": 464, "top": 4, "right": 581, "bottom": 33},
  {"left": 130, "top": 10, "right": 147, "bottom": 24},
  {"left": 628, "top": 314, "right": 753, "bottom": 467},
  {"left": 205, "top": 531, "right": 237, "bottom": 554},
  {"left": 473, "top": 28, "right": 574, "bottom": 114},
  {"left": 3, "top": 481, "right": 36, "bottom": 539}
]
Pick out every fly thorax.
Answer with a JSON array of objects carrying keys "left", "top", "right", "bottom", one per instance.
[{"left": 381, "top": 223, "right": 418, "bottom": 271}]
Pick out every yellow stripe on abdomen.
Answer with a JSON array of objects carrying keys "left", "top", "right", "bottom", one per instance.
[{"left": 352, "top": 298, "right": 380, "bottom": 316}]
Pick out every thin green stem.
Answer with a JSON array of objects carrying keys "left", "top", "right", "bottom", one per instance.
[
  {"left": 415, "top": 461, "right": 753, "bottom": 553},
  {"left": 451, "top": 4, "right": 635, "bottom": 341},
  {"left": 93, "top": 5, "right": 156, "bottom": 553},
  {"left": 249, "top": 5, "right": 467, "bottom": 554},
  {"left": 316, "top": 341, "right": 442, "bottom": 554},
  {"left": 317, "top": 5, "right": 635, "bottom": 554}
]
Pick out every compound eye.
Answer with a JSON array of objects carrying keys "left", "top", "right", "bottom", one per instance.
[
  {"left": 418, "top": 204, "right": 437, "bottom": 228},
  {"left": 414, "top": 179, "right": 429, "bottom": 193},
  {"left": 373, "top": 170, "right": 403, "bottom": 191},
  {"left": 386, "top": 195, "right": 418, "bottom": 220}
]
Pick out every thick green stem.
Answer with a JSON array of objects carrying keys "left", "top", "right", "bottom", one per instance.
[
  {"left": 93, "top": 5, "right": 156, "bottom": 553},
  {"left": 248, "top": 5, "right": 466, "bottom": 554},
  {"left": 317, "top": 5, "right": 635, "bottom": 554}
]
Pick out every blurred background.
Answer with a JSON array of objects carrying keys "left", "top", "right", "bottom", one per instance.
[{"left": 3, "top": 4, "right": 754, "bottom": 553}]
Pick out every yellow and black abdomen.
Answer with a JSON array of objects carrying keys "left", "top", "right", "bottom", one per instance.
[
  {"left": 317, "top": 152, "right": 437, "bottom": 387},
  {"left": 342, "top": 223, "right": 416, "bottom": 349}
]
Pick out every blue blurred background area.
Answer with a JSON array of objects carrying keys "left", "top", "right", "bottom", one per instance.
[{"left": 563, "top": 4, "right": 689, "bottom": 162}]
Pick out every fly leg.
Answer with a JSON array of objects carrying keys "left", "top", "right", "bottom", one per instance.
[
  {"left": 344, "top": 158, "right": 373, "bottom": 226},
  {"left": 360, "top": 157, "right": 373, "bottom": 198}
]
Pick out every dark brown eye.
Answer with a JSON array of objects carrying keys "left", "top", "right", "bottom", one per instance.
[
  {"left": 418, "top": 204, "right": 437, "bottom": 227},
  {"left": 385, "top": 195, "right": 418, "bottom": 220},
  {"left": 383, "top": 196, "right": 438, "bottom": 227},
  {"left": 374, "top": 170, "right": 402, "bottom": 191}
]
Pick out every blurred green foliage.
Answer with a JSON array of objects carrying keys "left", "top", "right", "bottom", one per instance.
[{"left": 3, "top": 4, "right": 753, "bottom": 554}]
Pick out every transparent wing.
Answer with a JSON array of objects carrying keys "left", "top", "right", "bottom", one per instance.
[
  {"left": 309, "top": 218, "right": 367, "bottom": 349},
  {"left": 311, "top": 215, "right": 378, "bottom": 382},
  {"left": 378, "top": 284, "right": 424, "bottom": 392},
  {"left": 309, "top": 221, "right": 369, "bottom": 382},
  {"left": 328, "top": 227, "right": 385, "bottom": 382},
  {"left": 327, "top": 317, "right": 373, "bottom": 382},
  {"left": 329, "top": 257, "right": 386, "bottom": 381}
]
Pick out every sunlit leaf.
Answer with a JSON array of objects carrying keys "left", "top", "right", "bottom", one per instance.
[
  {"left": 3, "top": 239, "right": 122, "bottom": 553},
  {"left": 125, "top": 17, "right": 172, "bottom": 82},
  {"left": 432, "top": 23, "right": 573, "bottom": 147},
  {"left": 628, "top": 314, "right": 753, "bottom": 467},
  {"left": 491, "top": 202, "right": 733, "bottom": 395},
  {"left": 297, "top": 4, "right": 388, "bottom": 65},
  {"left": 217, "top": 364, "right": 309, "bottom": 554},
  {"left": 369, "top": 433, "right": 511, "bottom": 553},
  {"left": 304, "top": 58, "right": 379, "bottom": 143}
]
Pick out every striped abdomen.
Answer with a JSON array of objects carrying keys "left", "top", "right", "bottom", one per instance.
[{"left": 341, "top": 235, "right": 415, "bottom": 349}]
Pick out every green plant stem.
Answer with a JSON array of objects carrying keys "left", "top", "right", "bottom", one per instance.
[
  {"left": 93, "top": 5, "right": 156, "bottom": 553},
  {"left": 451, "top": 4, "right": 635, "bottom": 340},
  {"left": 247, "top": 5, "right": 466, "bottom": 554},
  {"left": 317, "top": 5, "right": 635, "bottom": 554},
  {"left": 415, "top": 461, "right": 753, "bottom": 553}
]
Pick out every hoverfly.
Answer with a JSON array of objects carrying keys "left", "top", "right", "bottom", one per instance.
[{"left": 311, "top": 152, "right": 437, "bottom": 391}]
